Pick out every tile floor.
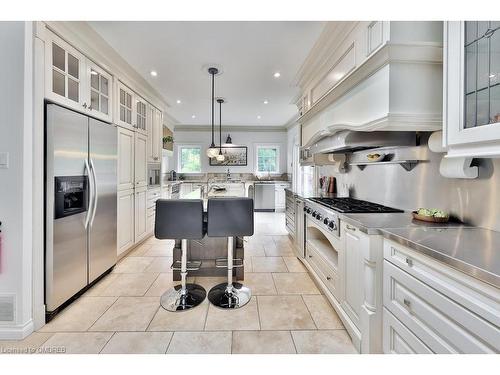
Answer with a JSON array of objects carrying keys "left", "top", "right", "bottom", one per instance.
[{"left": 0, "top": 212, "right": 356, "bottom": 354}]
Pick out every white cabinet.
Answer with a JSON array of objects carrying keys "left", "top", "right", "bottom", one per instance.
[
  {"left": 274, "top": 183, "right": 289, "bottom": 211},
  {"left": 134, "top": 132, "right": 147, "bottom": 188},
  {"left": 146, "top": 188, "right": 161, "bottom": 234},
  {"left": 341, "top": 222, "right": 365, "bottom": 329},
  {"left": 116, "top": 81, "right": 135, "bottom": 130},
  {"left": 117, "top": 189, "right": 135, "bottom": 256},
  {"left": 86, "top": 60, "right": 113, "bottom": 122},
  {"left": 444, "top": 21, "right": 500, "bottom": 158},
  {"left": 45, "top": 31, "right": 113, "bottom": 122},
  {"left": 383, "top": 239, "right": 500, "bottom": 353},
  {"left": 134, "top": 95, "right": 148, "bottom": 135},
  {"left": 117, "top": 127, "right": 135, "bottom": 191},
  {"left": 147, "top": 104, "right": 162, "bottom": 163},
  {"left": 180, "top": 182, "right": 193, "bottom": 196},
  {"left": 134, "top": 186, "right": 148, "bottom": 243}
]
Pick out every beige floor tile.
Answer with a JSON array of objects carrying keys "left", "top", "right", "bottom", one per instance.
[
  {"left": 251, "top": 257, "right": 287, "bottom": 273},
  {"left": 283, "top": 257, "right": 307, "bottom": 273},
  {"left": 101, "top": 332, "right": 173, "bottom": 354},
  {"left": 145, "top": 273, "right": 176, "bottom": 297},
  {"left": 291, "top": 330, "right": 357, "bottom": 354},
  {"left": 273, "top": 273, "right": 320, "bottom": 295},
  {"left": 194, "top": 276, "right": 226, "bottom": 291},
  {"left": 39, "top": 332, "right": 113, "bottom": 354},
  {"left": 273, "top": 235, "right": 293, "bottom": 247},
  {"left": 244, "top": 257, "right": 252, "bottom": 272},
  {"left": 244, "top": 243, "right": 266, "bottom": 257},
  {"left": 148, "top": 301, "right": 209, "bottom": 331},
  {"left": 143, "top": 257, "right": 173, "bottom": 273},
  {"left": 232, "top": 330, "right": 296, "bottom": 354},
  {"left": 264, "top": 242, "right": 295, "bottom": 257},
  {"left": 127, "top": 243, "right": 153, "bottom": 257},
  {"left": 167, "top": 331, "right": 231, "bottom": 354},
  {"left": 97, "top": 273, "right": 159, "bottom": 297},
  {"left": 258, "top": 295, "right": 315, "bottom": 330},
  {"left": 302, "top": 295, "right": 344, "bottom": 329},
  {"left": 40, "top": 297, "right": 117, "bottom": 332},
  {"left": 113, "top": 257, "right": 154, "bottom": 273},
  {"left": 89, "top": 297, "right": 159, "bottom": 331},
  {"left": 0, "top": 332, "right": 54, "bottom": 354},
  {"left": 85, "top": 273, "right": 120, "bottom": 296},
  {"left": 205, "top": 297, "right": 260, "bottom": 331},
  {"left": 143, "top": 244, "right": 174, "bottom": 257},
  {"left": 242, "top": 273, "right": 277, "bottom": 295}
]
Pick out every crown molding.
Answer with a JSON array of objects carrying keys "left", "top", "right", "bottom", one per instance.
[{"left": 174, "top": 125, "right": 287, "bottom": 132}]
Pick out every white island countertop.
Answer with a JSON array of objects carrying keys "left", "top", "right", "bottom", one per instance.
[{"left": 181, "top": 184, "right": 248, "bottom": 209}]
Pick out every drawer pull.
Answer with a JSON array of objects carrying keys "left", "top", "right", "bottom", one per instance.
[
  {"left": 326, "top": 276, "right": 332, "bottom": 281},
  {"left": 308, "top": 255, "right": 313, "bottom": 258},
  {"left": 405, "top": 258, "right": 413, "bottom": 267},
  {"left": 346, "top": 224, "right": 356, "bottom": 231},
  {"left": 403, "top": 298, "right": 411, "bottom": 309}
]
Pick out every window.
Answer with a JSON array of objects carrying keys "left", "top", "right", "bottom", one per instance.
[
  {"left": 256, "top": 145, "right": 280, "bottom": 173},
  {"left": 178, "top": 146, "right": 201, "bottom": 173}
]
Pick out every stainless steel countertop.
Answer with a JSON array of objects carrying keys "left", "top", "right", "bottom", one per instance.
[
  {"left": 382, "top": 227, "right": 500, "bottom": 288},
  {"left": 340, "top": 212, "right": 470, "bottom": 235}
]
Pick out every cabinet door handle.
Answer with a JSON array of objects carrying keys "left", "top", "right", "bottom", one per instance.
[
  {"left": 406, "top": 258, "right": 413, "bottom": 267},
  {"left": 308, "top": 255, "right": 313, "bottom": 258},
  {"left": 326, "top": 276, "right": 332, "bottom": 281},
  {"left": 83, "top": 102, "right": 88, "bottom": 109}
]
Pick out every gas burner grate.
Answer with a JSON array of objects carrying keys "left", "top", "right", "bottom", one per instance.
[{"left": 309, "top": 197, "right": 403, "bottom": 214}]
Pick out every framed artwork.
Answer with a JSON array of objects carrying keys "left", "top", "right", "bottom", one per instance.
[{"left": 209, "top": 146, "right": 248, "bottom": 166}]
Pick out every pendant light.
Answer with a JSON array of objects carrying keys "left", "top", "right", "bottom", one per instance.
[
  {"left": 216, "top": 98, "right": 225, "bottom": 161},
  {"left": 206, "top": 67, "right": 219, "bottom": 158},
  {"left": 225, "top": 134, "right": 232, "bottom": 145}
]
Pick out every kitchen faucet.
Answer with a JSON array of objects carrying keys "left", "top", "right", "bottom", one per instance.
[{"left": 226, "top": 168, "right": 231, "bottom": 181}]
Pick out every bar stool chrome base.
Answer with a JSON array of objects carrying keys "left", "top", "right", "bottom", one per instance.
[
  {"left": 208, "top": 282, "right": 251, "bottom": 309},
  {"left": 160, "top": 284, "right": 206, "bottom": 312}
]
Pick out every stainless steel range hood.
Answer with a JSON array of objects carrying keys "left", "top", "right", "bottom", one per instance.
[{"left": 306, "top": 130, "right": 416, "bottom": 155}]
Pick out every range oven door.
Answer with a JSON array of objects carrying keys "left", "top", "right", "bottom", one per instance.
[{"left": 305, "top": 216, "right": 344, "bottom": 302}]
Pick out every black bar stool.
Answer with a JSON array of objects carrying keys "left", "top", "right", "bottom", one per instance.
[
  {"left": 206, "top": 197, "right": 254, "bottom": 309},
  {"left": 155, "top": 199, "right": 206, "bottom": 311}
]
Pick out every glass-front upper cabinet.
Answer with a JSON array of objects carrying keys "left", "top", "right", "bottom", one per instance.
[
  {"left": 45, "top": 32, "right": 86, "bottom": 112},
  {"left": 86, "top": 60, "right": 113, "bottom": 123},
  {"left": 444, "top": 21, "right": 500, "bottom": 158},
  {"left": 135, "top": 95, "right": 148, "bottom": 134},
  {"left": 116, "top": 81, "right": 135, "bottom": 130}
]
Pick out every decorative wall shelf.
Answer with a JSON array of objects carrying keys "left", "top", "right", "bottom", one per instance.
[{"left": 349, "top": 160, "right": 422, "bottom": 171}]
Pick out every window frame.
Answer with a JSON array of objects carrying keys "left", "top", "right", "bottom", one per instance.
[
  {"left": 177, "top": 144, "right": 202, "bottom": 174},
  {"left": 255, "top": 144, "right": 281, "bottom": 174}
]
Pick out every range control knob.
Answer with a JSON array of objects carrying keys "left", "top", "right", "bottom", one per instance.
[
  {"left": 316, "top": 214, "right": 323, "bottom": 220},
  {"left": 312, "top": 211, "right": 317, "bottom": 218},
  {"left": 329, "top": 221, "right": 336, "bottom": 230},
  {"left": 323, "top": 218, "right": 330, "bottom": 225},
  {"left": 303, "top": 206, "right": 307, "bottom": 212},
  {"left": 306, "top": 208, "right": 312, "bottom": 214}
]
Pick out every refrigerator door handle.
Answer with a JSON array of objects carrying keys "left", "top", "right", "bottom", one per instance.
[
  {"left": 89, "top": 158, "right": 98, "bottom": 227},
  {"left": 84, "top": 158, "right": 94, "bottom": 230}
]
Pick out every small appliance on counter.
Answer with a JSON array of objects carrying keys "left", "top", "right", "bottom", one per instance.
[
  {"left": 148, "top": 164, "right": 161, "bottom": 187},
  {"left": 168, "top": 169, "right": 177, "bottom": 181}
]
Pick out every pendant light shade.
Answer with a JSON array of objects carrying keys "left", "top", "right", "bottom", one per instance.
[
  {"left": 216, "top": 98, "right": 225, "bottom": 162},
  {"left": 206, "top": 67, "right": 219, "bottom": 158},
  {"left": 225, "top": 134, "right": 232, "bottom": 145}
]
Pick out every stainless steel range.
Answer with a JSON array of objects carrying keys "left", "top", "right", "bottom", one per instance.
[{"left": 304, "top": 197, "right": 403, "bottom": 236}]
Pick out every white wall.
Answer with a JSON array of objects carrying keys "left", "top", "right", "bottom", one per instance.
[
  {"left": 173, "top": 127, "right": 288, "bottom": 174},
  {"left": 0, "top": 22, "right": 34, "bottom": 339}
]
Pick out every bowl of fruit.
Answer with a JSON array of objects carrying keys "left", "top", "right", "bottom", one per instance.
[{"left": 412, "top": 208, "right": 449, "bottom": 223}]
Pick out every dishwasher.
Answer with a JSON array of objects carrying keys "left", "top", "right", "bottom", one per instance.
[{"left": 254, "top": 183, "right": 275, "bottom": 212}]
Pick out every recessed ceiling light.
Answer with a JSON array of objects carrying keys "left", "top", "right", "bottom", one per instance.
[
  {"left": 191, "top": 115, "right": 196, "bottom": 119},
  {"left": 263, "top": 100, "right": 269, "bottom": 104},
  {"left": 150, "top": 70, "right": 158, "bottom": 77},
  {"left": 90, "top": 71, "right": 98, "bottom": 76},
  {"left": 257, "top": 115, "right": 261, "bottom": 120},
  {"left": 273, "top": 72, "right": 281, "bottom": 78},
  {"left": 176, "top": 99, "right": 182, "bottom": 104}
]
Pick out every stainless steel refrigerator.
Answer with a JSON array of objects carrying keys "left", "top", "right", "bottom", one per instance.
[{"left": 45, "top": 104, "right": 117, "bottom": 316}]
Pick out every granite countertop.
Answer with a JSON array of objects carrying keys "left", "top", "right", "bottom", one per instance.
[{"left": 285, "top": 187, "right": 335, "bottom": 199}]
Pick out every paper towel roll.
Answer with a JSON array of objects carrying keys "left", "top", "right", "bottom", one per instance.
[
  {"left": 428, "top": 131, "right": 446, "bottom": 153},
  {"left": 439, "top": 157, "right": 478, "bottom": 179}
]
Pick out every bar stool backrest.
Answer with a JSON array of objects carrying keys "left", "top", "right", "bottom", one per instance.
[
  {"left": 155, "top": 199, "right": 205, "bottom": 240},
  {"left": 207, "top": 197, "right": 254, "bottom": 237}
]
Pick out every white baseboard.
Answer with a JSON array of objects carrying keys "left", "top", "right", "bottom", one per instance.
[{"left": 0, "top": 319, "right": 34, "bottom": 340}]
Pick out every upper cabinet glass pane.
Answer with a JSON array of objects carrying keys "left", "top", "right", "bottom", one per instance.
[
  {"left": 464, "top": 21, "right": 500, "bottom": 127},
  {"left": 101, "top": 77, "right": 109, "bottom": 96},
  {"left": 67, "top": 54, "right": 79, "bottom": 79},
  {"left": 52, "top": 43, "right": 65, "bottom": 71},
  {"left": 90, "top": 70, "right": 99, "bottom": 90}
]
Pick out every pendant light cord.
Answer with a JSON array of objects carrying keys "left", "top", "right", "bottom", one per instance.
[
  {"left": 219, "top": 100, "right": 222, "bottom": 153},
  {"left": 211, "top": 71, "right": 215, "bottom": 147}
]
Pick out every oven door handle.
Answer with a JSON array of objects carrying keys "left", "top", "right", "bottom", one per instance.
[{"left": 84, "top": 159, "right": 94, "bottom": 230}]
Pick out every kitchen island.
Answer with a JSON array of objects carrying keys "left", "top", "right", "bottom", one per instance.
[{"left": 171, "top": 182, "right": 248, "bottom": 281}]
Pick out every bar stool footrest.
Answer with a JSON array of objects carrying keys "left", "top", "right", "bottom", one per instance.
[
  {"left": 215, "top": 257, "right": 244, "bottom": 269},
  {"left": 170, "top": 260, "right": 202, "bottom": 271}
]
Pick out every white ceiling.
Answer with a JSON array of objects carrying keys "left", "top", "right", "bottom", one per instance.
[{"left": 89, "top": 21, "right": 325, "bottom": 127}]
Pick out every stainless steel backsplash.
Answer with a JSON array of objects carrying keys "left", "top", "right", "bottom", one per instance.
[{"left": 318, "top": 135, "right": 500, "bottom": 232}]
